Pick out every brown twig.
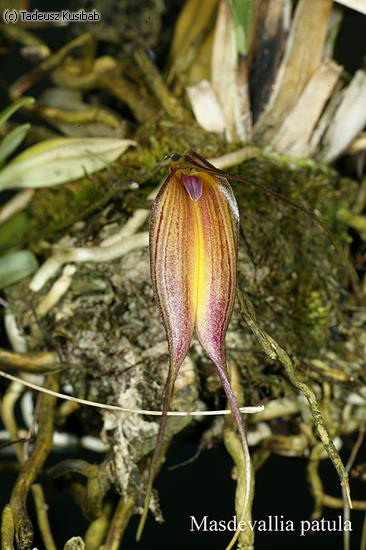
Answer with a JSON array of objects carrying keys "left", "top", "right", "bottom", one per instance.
[
  {"left": 0, "top": 349, "right": 60, "bottom": 373},
  {"left": 9, "top": 374, "right": 58, "bottom": 550},
  {"left": 323, "top": 494, "right": 366, "bottom": 511},
  {"left": 134, "top": 48, "right": 189, "bottom": 121},
  {"left": 9, "top": 33, "right": 92, "bottom": 99}
]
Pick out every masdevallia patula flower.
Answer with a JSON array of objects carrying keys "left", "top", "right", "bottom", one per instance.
[{"left": 137, "top": 151, "right": 251, "bottom": 550}]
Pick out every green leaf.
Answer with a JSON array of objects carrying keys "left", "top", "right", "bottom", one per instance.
[
  {"left": 0, "top": 137, "right": 136, "bottom": 191},
  {"left": 0, "top": 249, "right": 38, "bottom": 289},
  {"left": 0, "top": 123, "right": 30, "bottom": 166},
  {"left": 0, "top": 97, "right": 35, "bottom": 128},
  {"left": 0, "top": 212, "right": 30, "bottom": 253},
  {"left": 229, "top": 0, "right": 253, "bottom": 55}
]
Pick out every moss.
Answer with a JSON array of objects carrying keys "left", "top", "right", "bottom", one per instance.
[
  {"left": 28, "top": 175, "right": 113, "bottom": 247},
  {"left": 230, "top": 154, "right": 355, "bottom": 359}
]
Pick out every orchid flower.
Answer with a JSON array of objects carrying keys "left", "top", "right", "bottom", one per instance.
[{"left": 137, "top": 151, "right": 251, "bottom": 548}]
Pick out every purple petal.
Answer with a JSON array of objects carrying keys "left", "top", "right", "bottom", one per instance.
[{"left": 182, "top": 174, "right": 203, "bottom": 201}]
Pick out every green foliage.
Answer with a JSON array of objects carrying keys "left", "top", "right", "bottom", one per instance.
[
  {"left": 229, "top": 0, "right": 253, "bottom": 55},
  {"left": 0, "top": 97, "right": 34, "bottom": 167}
]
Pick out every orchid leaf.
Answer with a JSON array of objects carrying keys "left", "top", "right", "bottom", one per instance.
[
  {"left": 0, "top": 137, "right": 136, "bottom": 191},
  {"left": 0, "top": 123, "right": 31, "bottom": 167},
  {"left": 229, "top": 0, "right": 253, "bottom": 55},
  {"left": 0, "top": 97, "right": 34, "bottom": 128},
  {"left": 0, "top": 249, "right": 38, "bottom": 289}
]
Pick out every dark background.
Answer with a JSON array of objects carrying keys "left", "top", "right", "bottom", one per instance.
[
  {"left": 2, "top": 435, "right": 365, "bottom": 550},
  {"left": 1, "top": 1, "right": 366, "bottom": 549}
]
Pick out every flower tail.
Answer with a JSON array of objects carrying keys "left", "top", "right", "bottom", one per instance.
[
  {"left": 136, "top": 361, "right": 181, "bottom": 541},
  {"left": 214, "top": 362, "right": 251, "bottom": 550}
]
